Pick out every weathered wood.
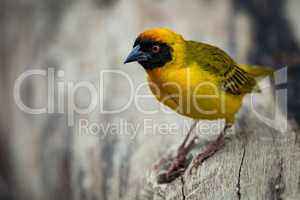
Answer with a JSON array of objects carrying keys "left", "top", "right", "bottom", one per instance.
[{"left": 136, "top": 111, "right": 300, "bottom": 200}]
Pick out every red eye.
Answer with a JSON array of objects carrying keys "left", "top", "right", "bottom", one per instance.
[{"left": 152, "top": 45, "right": 160, "bottom": 53}]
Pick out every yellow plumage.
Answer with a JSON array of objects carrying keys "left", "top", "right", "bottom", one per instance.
[
  {"left": 140, "top": 28, "right": 273, "bottom": 124},
  {"left": 147, "top": 61, "right": 243, "bottom": 123}
]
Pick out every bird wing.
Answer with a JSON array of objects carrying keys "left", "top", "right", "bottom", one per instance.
[{"left": 186, "top": 41, "right": 256, "bottom": 95}]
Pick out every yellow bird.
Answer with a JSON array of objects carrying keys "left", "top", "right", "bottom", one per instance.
[{"left": 124, "top": 28, "right": 273, "bottom": 183}]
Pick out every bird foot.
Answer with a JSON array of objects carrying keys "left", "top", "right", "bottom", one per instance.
[
  {"left": 156, "top": 136, "right": 198, "bottom": 184},
  {"left": 190, "top": 133, "right": 225, "bottom": 174}
]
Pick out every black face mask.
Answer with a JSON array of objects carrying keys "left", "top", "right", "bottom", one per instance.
[{"left": 124, "top": 38, "right": 172, "bottom": 70}]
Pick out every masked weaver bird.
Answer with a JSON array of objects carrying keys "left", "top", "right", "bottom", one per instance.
[{"left": 124, "top": 28, "right": 273, "bottom": 183}]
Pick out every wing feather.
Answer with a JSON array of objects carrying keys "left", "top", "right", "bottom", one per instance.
[{"left": 186, "top": 41, "right": 257, "bottom": 95}]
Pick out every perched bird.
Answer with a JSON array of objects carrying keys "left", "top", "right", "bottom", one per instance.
[{"left": 124, "top": 28, "right": 273, "bottom": 183}]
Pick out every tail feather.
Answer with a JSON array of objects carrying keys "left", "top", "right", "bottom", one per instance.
[
  {"left": 238, "top": 64, "right": 274, "bottom": 93},
  {"left": 238, "top": 64, "right": 274, "bottom": 78}
]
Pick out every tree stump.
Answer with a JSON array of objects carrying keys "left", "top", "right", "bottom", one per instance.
[{"left": 132, "top": 108, "right": 300, "bottom": 200}]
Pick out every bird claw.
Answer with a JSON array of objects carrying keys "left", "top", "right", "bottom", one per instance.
[
  {"left": 156, "top": 153, "right": 193, "bottom": 184},
  {"left": 189, "top": 153, "right": 206, "bottom": 174},
  {"left": 189, "top": 135, "right": 226, "bottom": 174},
  {"left": 157, "top": 168, "right": 185, "bottom": 184}
]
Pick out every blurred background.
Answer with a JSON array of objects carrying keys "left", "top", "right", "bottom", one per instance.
[{"left": 1, "top": 0, "right": 300, "bottom": 199}]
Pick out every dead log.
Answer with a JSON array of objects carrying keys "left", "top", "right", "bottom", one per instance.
[{"left": 131, "top": 107, "right": 300, "bottom": 200}]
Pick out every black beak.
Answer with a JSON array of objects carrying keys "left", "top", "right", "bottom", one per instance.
[{"left": 124, "top": 45, "right": 149, "bottom": 64}]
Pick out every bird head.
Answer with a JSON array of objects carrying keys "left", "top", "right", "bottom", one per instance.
[{"left": 124, "top": 28, "right": 185, "bottom": 70}]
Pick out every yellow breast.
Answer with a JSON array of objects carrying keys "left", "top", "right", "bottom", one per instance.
[{"left": 146, "top": 63, "right": 243, "bottom": 123}]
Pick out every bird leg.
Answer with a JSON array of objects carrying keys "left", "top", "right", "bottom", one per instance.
[
  {"left": 190, "top": 124, "right": 232, "bottom": 172},
  {"left": 157, "top": 121, "right": 198, "bottom": 183}
]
